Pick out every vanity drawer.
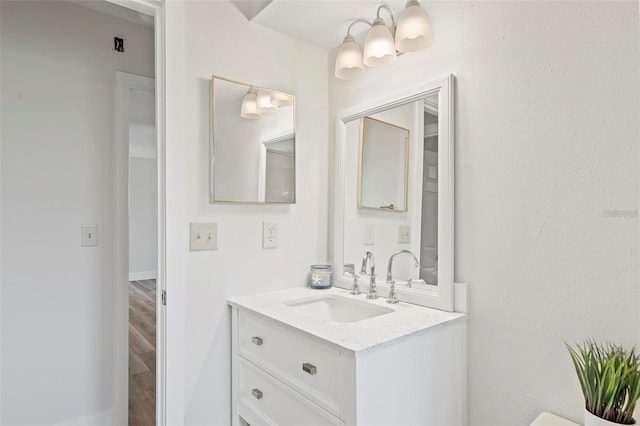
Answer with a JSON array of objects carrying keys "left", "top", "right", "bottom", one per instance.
[
  {"left": 238, "top": 310, "right": 343, "bottom": 417},
  {"left": 238, "top": 357, "right": 343, "bottom": 426}
]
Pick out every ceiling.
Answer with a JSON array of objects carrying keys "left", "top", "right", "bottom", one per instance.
[
  {"left": 66, "top": 0, "right": 154, "bottom": 27},
  {"left": 69, "top": 0, "right": 409, "bottom": 49},
  {"left": 237, "top": 0, "right": 409, "bottom": 50}
]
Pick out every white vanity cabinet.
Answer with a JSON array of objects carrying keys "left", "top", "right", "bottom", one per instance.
[{"left": 229, "top": 288, "right": 467, "bottom": 426}]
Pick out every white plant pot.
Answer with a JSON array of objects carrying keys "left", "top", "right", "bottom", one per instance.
[{"left": 584, "top": 409, "right": 635, "bottom": 426}]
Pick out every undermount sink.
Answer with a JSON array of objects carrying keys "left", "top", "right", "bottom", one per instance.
[{"left": 284, "top": 294, "right": 394, "bottom": 324}]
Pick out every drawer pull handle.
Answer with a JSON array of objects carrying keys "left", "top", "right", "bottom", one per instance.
[
  {"left": 251, "top": 388, "right": 263, "bottom": 400},
  {"left": 251, "top": 336, "right": 263, "bottom": 346},
  {"left": 302, "top": 363, "right": 317, "bottom": 375}
]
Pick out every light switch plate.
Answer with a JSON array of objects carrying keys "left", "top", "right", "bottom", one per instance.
[
  {"left": 263, "top": 221, "right": 278, "bottom": 249},
  {"left": 364, "top": 224, "right": 375, "bottom": 245},
  {"left": 190, "top": 223, "right": 218, "bottom": 251},
  {"left": 81, "top": 224, "right": 98, "bottom": 247},
  {"left": 399, "top": 225, "right": 411, "bottom": 243},
  {"left": 428, "top": 165, "right": 437, "bottom": 180}
]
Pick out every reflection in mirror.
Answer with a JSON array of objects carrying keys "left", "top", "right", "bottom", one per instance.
[
  {"left": 334, "top": 75, "right": 454, "bottom": 311},
  {"left": 343, "top": 101, "right": 427, "bottom": 289},
  {"left": 210, "top": 76, "right": 295, "bottom": 203},
  {"left": 358, "top": 117, "right": 409, "bottom": 211},
  {"left": 421, "top": 93, "right": 439, "bottom": 285},
  {"left": 259, "top": 134, "right": 295, "bottom": 203}
]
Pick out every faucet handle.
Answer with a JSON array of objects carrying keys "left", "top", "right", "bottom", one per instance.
[
  {"left": 350, "top": 273, "right": 361, "bottom": 295},
  {"left": 387, "top": 280, "right": 399, "bottom": 304}
]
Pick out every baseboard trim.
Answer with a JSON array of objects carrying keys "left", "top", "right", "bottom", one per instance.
[
  {"left": 129, "top": 271, "right": 157, "bottom": 281},
  {"left": 56, "top": 407, "right": 114, "bottom": 426}
]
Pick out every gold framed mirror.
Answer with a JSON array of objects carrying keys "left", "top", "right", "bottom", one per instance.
[
  {"left": 357, "top": 116, "right": 409, "bottom": 212},
  {"left": 210, "top": 75, "right": 296, "bottom": 204}
]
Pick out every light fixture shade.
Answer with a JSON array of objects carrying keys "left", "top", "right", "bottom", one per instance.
[
  {"left": 395, "top": 0, "right": 432, "bottom": 52},
  {"left": 363, "top": 19, "right": 397, "bottom": 67},
  {"left": 240, "top": 92, "right": 262, "bottom": 119},
  {"left": 270, "top": 92, "right": 294, "bottom": 107},
  {"left": 335, "top": 35, "right": 365, "bottom": 80},
  {"left": 256, "top": 89, "right": 278, "bottom": 113}
]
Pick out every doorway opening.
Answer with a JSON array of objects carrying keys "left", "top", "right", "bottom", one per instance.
[
  {"left": 128, "top": 278, "right": 157, "bottom": 424},
  {"left": 1, "top": 0, "right": 166, "bottom": 424},
  {"left": 110, "top": 0, "right": 167, "bottom": 422},
  {"left": 125, "top": 75, "right": 157, "bottom": 425}
]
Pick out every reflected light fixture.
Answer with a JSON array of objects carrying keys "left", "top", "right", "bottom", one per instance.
[
  {"left": 270, "top": 92, "right": 294, "bottom": 107},
  {"left": 334, "top": 0, "right": 432, "bottom": 80},
  {"left": 240, "top": 88, "right": 262, "bottom": 119},
  {"left": 256, "top": 89, "right": 279, "bottom": 113},
  {"left": 241, "top": 88, "right": 291, "bottom": 119}
]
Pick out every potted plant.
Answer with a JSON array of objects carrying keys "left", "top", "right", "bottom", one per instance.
[{"left": 567, "top": 340, "right": 640, "bottom": 425}]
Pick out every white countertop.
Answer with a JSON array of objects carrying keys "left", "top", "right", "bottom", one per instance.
[
  {"left": 530, "top": 413, "right": 580, "bottom": 426},
  {"left": 228, "top": 287, "right": 467, "bottom": 354}
]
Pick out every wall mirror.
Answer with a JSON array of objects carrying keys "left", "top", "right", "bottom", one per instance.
[
  {"left": 333, "top": 75, "right": 454, "bottom": 311},
  {"left": 210, "top": 75, "right": 296, "bottom": 203},
  {"left": 358, "top": 117, "right": 409, "bottom": 211}
]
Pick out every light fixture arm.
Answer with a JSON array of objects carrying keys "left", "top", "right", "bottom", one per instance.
[
  {"left": 346, "top": 19, "right": 373, "bottom": 36},
  {"left": 376, "top": 5, "right": 396, "bottom": 29}
]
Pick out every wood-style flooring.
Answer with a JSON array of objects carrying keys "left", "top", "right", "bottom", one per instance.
[{"left": 129, "top": 279, "right": 156, "bottom": 426}]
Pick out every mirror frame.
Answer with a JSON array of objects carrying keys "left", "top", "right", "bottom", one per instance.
[
  {"left": 332, "top": 75, "right": 455, "bottom": 311},
  {"left": 357, "top": 117, "right": 410, "bottom": 212},
  {"left": 209, "top": 75, "right": 297, "bottom": 204}
]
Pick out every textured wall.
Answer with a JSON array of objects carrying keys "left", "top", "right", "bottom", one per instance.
[
  {"left": 329, "top": 1, "right": 639, "bottom": 424},
  {"left": 165, "top": 1, "right": 329, "bottom": 424}
]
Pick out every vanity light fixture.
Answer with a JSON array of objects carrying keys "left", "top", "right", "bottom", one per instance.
[
  {"left": 395, "top": 0, "right": 433, "bottom": 52},
  {"left": 240, "top": 88, "right": 262, "bottom": 119},
  {"left": 363, "top": 6, "right": 397, "bottom": 67},
  {"left": 334, "top": 20, "right": 371, "bottom": 80},
  {"left": 334, "top": 0, "right": 432, "bottom": 80}
]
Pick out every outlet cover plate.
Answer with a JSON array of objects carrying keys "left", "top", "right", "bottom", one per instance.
[
  {"left": 364, "top": 224, "right": 375, "bottom": 245},
  {"left": 399, "top": 225, "right": 411, "bottom": 243},
  {"left": 263, "top": 221, "right": 278, "bottom": 249}
]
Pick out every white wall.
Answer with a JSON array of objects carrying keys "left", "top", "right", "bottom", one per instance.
[
  {"left": 164, "top": 2, "right": 329, "bottom": 424},
  {"left": 128, "top": 85, "right": 157, "bottom": 280},
  {"left": 129, "top": 157, "right": 157, "bottom": 279},
  {"left": 0, "top": 1, "right": 154, "bottom": 424},
  {"left": 330, "top": 1, "right": 639, "bottom": 425}
]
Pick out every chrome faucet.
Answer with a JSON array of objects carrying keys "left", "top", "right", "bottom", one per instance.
[
  {"left": 360, "top": 251, "right": 377, "bottom": 299},
  {"left": 386, "top": 250, "right": 419, "bottom": 304}
]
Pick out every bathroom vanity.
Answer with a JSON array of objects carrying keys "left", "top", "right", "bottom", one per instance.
[
  {"left": 224, "top": 74, "right": 463, "bottom": 425},
  {"left": 228, "top": 287, "right": 467, "bottom": 425}
]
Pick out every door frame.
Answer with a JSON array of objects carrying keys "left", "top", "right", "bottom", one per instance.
[{"left": 110, "top": 0, "right": 167, "bottom": 424}]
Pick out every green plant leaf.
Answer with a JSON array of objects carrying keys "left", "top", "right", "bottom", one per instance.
[{"left": 566, "top": 340, "right": 640, "bottom": 425}]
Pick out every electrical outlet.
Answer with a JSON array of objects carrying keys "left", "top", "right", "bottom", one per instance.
[
  {"left": 364, "top": 224, "right": 375, "bottom": 245},
  {"left": 190, "top": 223, "right": 217, "bottom": 251},
  {"left": 263, "top": 221, "right": 278, "bottom": 249},
  {"left": 399, "top": 225, "right": 411, "bottom": 243},
  {"left": 81, "top": 224, "right": 98, "bottom": 247}
]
